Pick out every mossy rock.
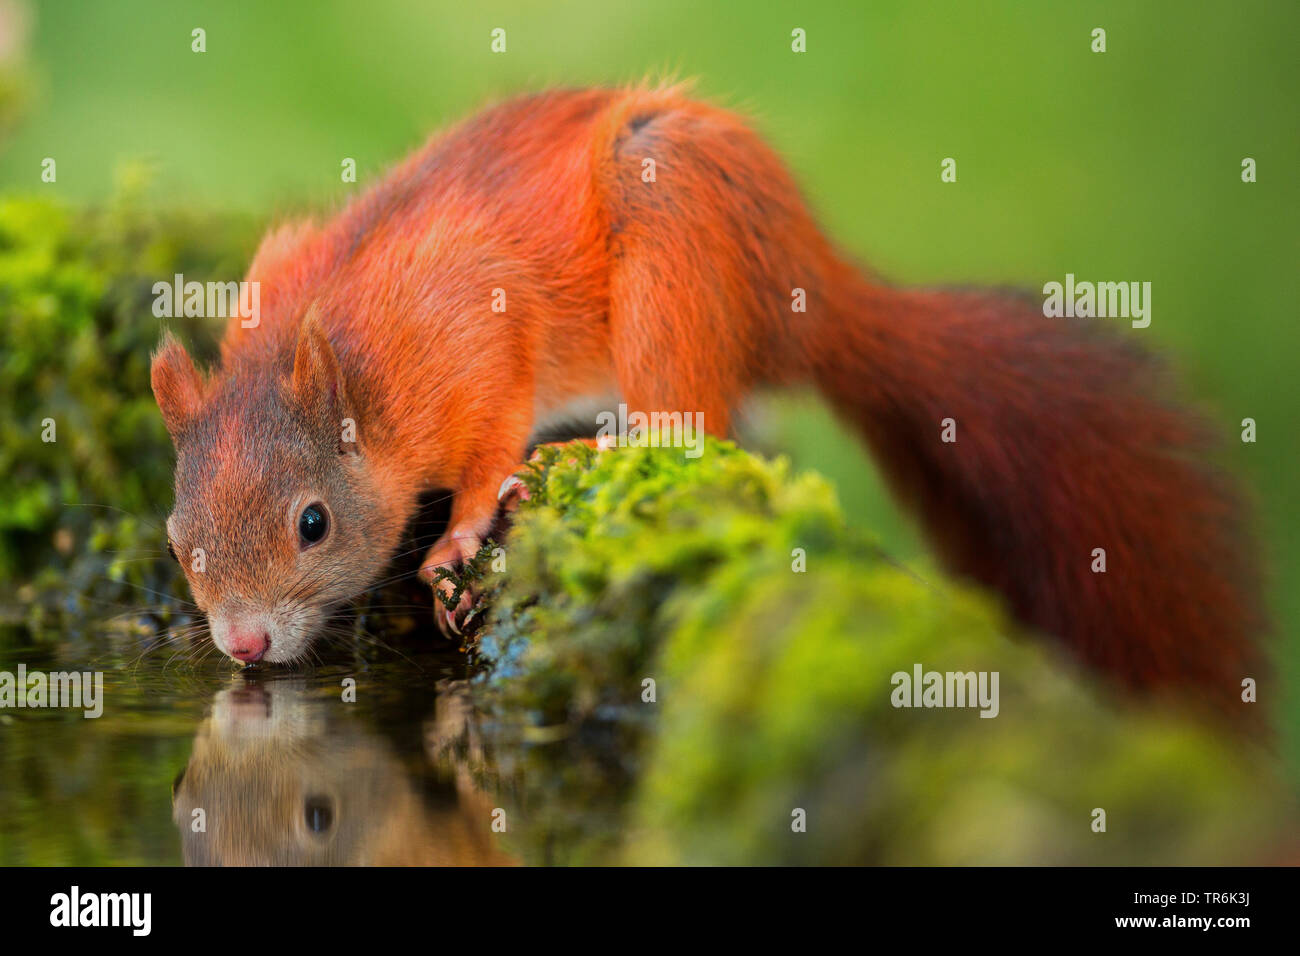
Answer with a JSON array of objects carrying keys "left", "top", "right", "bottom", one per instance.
[{"left": 476, "top": 439, "right": 1292, "bottom": 864}]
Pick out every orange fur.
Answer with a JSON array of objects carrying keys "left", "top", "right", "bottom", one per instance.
[{"left": 155, "top": 85, "right": 1263, "bottom": 705}]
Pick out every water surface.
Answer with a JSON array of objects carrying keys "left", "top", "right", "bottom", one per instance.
[{"left": 0, "top": 630, "right": 531, "bottom": 865}]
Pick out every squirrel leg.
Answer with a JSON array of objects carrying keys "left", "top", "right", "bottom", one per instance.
[
  {"left": 605, "top": 274, "right": 740, "bottom": 439},
  {"left": 418, "top": 397, "right": 535, "bottom": 630},
  {"left": 424, "top": 439, "right": 613, "bottom": 635},
  {"left": 428, "top": 437, "right": 608, "bottom": 572},
  {"left": 419, "top": 466, "right": 515, "bottom": 635},
  {"left": 420, "top": 519, "right": 489, "bottom": 637}
]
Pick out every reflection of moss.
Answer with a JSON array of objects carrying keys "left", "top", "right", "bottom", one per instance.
[
  {"left": 478, "top": 439, "right": 1292, "bottom": 864},
  {"left": 0, "top": 187, "right": 256, "bottom": 636},
  {"left": 0, "top": 706, "right": 194, "bottom": 866}
]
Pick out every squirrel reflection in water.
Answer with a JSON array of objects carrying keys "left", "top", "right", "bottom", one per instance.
[{"left": 171, "top": 678, "right": 514, "bottom": 865}]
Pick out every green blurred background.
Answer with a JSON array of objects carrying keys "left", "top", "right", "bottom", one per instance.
[{"left": 1, "top": 0, "right": 1296, "bottom": 765}]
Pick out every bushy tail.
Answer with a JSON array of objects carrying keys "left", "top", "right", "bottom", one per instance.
[{"left": 813, "top": 269, "right": 1264, "bottom": 716}]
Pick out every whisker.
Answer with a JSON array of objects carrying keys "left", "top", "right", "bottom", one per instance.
[{"left": 64, "top": 502, "right": 165, "bottom": 535}]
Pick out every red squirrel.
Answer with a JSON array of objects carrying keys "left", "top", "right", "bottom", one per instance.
[{"left": 151, "top": 84, "right": 1262, "bottom": 710}]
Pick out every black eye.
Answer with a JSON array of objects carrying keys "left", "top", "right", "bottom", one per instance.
[
  {"left": 304, "top": 796, "right": 334, "bottom": 834},
  {"left": 298, "top": 504, "right": 329, "bottom": 546},
  {"left": 167, "top": 540, "right": 177, "bottom": 562}
]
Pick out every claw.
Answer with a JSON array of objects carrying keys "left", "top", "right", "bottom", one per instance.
[
  {"left": 497, "top": 474, "right": 529, "bottom": 503},
  {"left": 419, "top": 531, "right": 484, "bottom": 585},
  {"left": 433, "top": 574, "right": 475, "bottom": 638}
]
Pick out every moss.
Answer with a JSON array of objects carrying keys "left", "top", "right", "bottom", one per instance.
[
  {"left": 475, "top": 440, "right": 874, "bottom": 714},
  {"left": 475, "top": 438, "right": 1292, "bottom": 864},
  {"left": 0, "top": 185, "right": 256, "bottom": 637}
]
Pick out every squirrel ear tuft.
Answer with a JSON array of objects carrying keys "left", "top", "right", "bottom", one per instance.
[
  {"left": 151, "top": 332, "right": 205, "bottom": 441},
  {"left": 292, "top": 307, "right": 356, "bottom": 452}
]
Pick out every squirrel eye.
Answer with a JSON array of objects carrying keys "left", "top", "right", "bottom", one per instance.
[
  {"left": 166, "top": 540, "right": 177, "bottom": 562},
  {"left": 298, "top": 504, "right": 329, "bottom": 547},
  {"left": 304, "top": 795, "right": 334, "bottom": 834}
]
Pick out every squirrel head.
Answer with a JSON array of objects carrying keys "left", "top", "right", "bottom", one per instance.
[{"left": 151, "top": 312, "right": 404, "bottom": 665}]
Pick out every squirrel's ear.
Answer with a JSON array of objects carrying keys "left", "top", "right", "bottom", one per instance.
[
  {"left": 292, "top": 308, "right": 358, "bottom": 455},
  {"left": 151, "top": 333, "right": 205, "bottom": 441}
]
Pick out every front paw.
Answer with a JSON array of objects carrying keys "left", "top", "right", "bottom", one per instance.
[
  {"left": 420, "top": 531, "right": 490, "bottom": 637},
  {"left": 434, "top": 580, "right": 477, "bottom": 637},
  {"left": 420, "top": 463, "right": 545, "bottom": 637}
]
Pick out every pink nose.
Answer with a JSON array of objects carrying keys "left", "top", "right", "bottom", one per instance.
[{"left": 227, "top": 629, "right": 269, "bottom": 663}]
